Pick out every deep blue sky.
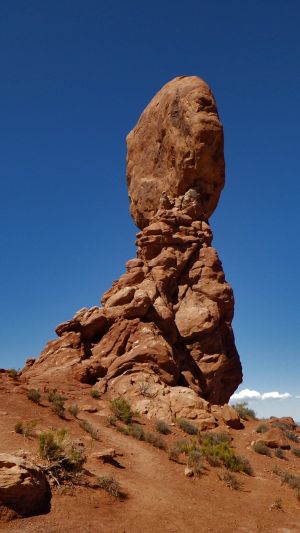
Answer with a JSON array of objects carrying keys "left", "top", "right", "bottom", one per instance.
[{"left": 1, "top": 1, "right": 299, "bottom": 418}]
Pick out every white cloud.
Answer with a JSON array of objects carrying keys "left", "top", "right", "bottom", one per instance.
[
  {"left": 296, "top": 396, "right": 300, "bottom": 399},
  {"left": 230, "top": 388, "right": 292, "bottom": 401}
]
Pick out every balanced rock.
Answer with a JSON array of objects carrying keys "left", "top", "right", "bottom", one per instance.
[{"left": 22, "top": 76, "right": 242, "bottom": 410}]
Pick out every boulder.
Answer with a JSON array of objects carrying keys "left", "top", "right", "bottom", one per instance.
[
  {"left": 221, "top": 404, "right": 243, "bottom": 429},
  {"left": 0, "top": 453, "right": 51, "bottom": 520}
]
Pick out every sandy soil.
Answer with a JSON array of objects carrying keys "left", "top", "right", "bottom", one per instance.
[{"left": 1, "top": 374, "right": 300, "bottom": 533}]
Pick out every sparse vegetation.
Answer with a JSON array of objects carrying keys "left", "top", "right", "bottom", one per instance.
[
  {"left": 273, "top": 466, "right": 300, "bottom": 502},
  {"left": 168, "top": 446, "right": 181, "bottom": 463},
  {"left": 79, "top": 419, "right": 99, "bottom": 440},
  {"left": 187, "top": 449, "right": 203, "bottom": 475},
  {"left": 7, "top": 368, "right": 18, "bottom": 379},
  {"left": 285, "top": 430, "right": 299, "bottom": 443},
  {"left": 14, "top": 420, "right": 37, "bottom": 437},
  {"left": 275, "top": 448, "right": 285, "bottom": 459},
  {"left": 111, "top": 397, "right": 137, "bottom": 424},
  {"left": 114, "top": 421, "right": 166, "bottom": 449},
  {"left": 96, "top": 475, "right": 123, "bottom": 499},
  {"left": 27, "top": 388, "right": 41, "bottom": 404},
  {"left": 38, "top": 429, "right": 86, "bottom": 485},
  {"left": 219, "top": 471, "right": 240, "bottom": 490},
  {"left": 200, "top": 433, "right": 253, "bottom": 474},
  {"left": 253, "top": 442, "right": 271, "bottom": 456},
  {"left": 176, "top": 418, "right": 198, "bottom": 435},
  {"left": 256, "top": 424, "right": 269, "bottom": 434},
  {"left": 68, "top": 404, "right": 80, "bottom": 418},
  {"left": 269, "top": 498, "right": 283, "bottom": 511},
  {"left": 90, "top": 389, "right": 100, "bottom": 399},
  {"left": 48, "top": 390, "right": 66, "bottom": 418},
  {"left": 155, "top": 419, "right": 171, "bottom": 435},
  {"left": 233, "top": 402, "right": 256, "bottom": 420},
  {"left": 293, "top": 448, "right": 300, "bottom": 458}
]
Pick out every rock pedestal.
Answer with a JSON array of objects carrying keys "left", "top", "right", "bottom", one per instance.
[{"left": 22, "top": 76, "right": 242, "bottom": 410}]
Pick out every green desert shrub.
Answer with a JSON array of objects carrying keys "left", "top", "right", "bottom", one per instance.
[
  {"left": 256, "top": 424, "right": 269, "bottom": 434},
  {"left": 275, "top": 448, "right": 285, "bottom": 459},
  {"left": 27, "top": 388, "right": 41, "bottom": 404},
  {"left": 233, "top": 402, "right": 256, "bottom": 420},
  {"left": 252, "top": 441, "right": 271, "bottom": 456},
  {"left": 293, "top": 448, "right": 300, "bottom": 458},
  {"left": 144, "top": 431, "right": 166, "bottom": 450},
  {"left": 168, "top": 446, "right": 181, "bottom": 463},
  {"left": 38, "top": 428, "right": 86, "bottom": 484},
  {"left": 90, "top": 389, "right": 100, "bottom": 399},
  {"left": 155, "top": 419, "right": 171, "bottom": 435},
  {"left": 111, "top": 397, "right": 136, "bottom": 424},
  {"left": 285, "top": 430, "right": 299, "bottom": 443},
  {"left": 174, "top": 439, "right": 199, "bottom": 455},
  {"left": 176, "top": 418, "right": 198, "bottom": 435},
  {"left": 200, "top": 435, "right": 253, "bottom": 473},
  {"left": 14, "top": 420, "right": 37, "bottom": 437},
  {"left": 7, "top": 368, "right": 18, "bottom": 379},
  {"left": 68, "top": 404, "right": 80, "bottom": 418},
  {"left": 48, "top": 390, "right": 66, "bottom": 418},
  {"left": 187, "top": 450, "right": 203, "bottom": 475},
  {"left": 219, "top": 471, "right": 240, "bottom": 490},
  {"left": 79, "top": 419, "right": 99, "bottom": 440},
  {"left": 96, "top": 475, "right": 123, "bottom": 499}
]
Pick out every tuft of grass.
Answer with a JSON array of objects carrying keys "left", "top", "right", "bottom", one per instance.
[
  {"left": 176, "top": 418, "right": 198, "bottom": 435},
  {"left": 14, "top": 420, "right": 37, "bottom": 437},
  {"left": 168, "top": 447, "right": 181, "bottom": 463},
  {"left": 253, "top": 441, "right": 272, "bottom": 456},
  {"left": 174, "top": 439, "right": 199, "bottom": 455},
  {"left": 187, "top": 450, "right": 203, "bottom": 476},
  {"left": 7, "top": 368, "right": 18, "bottom": 379},
  {"left": 275, "top": 448, "right": 285, "bottom": 459},
  {"left": 144, "top": 431, "right": 166, "bottom": 450},
  {"left": 68, "top": 404, "right": 80, "bottom": 418},
  {"left": 79, "top": 419, "right": 99, "bottom": 440},
  {"left": 256, "top": 424, "right": 269, "bottom": 434},
  {"left": 155, "top": 419, "right": 171, "bottom": 435},
  {"left": 219, "top": 471, "right": 241, "bottom": 490},
  {"left": 269, "top": 498, "right": 283, "bottom": 511},
  {"left": 39, "top": 428, "right": 68, "bottom": 461},
  {"left": 285, "top": 430, "right": 299, "bottom": 443},
  {"left": 293, "top": 448, "right": 300, "bottom": 458},
  {"left": 273, "top": 466, "right": 300, "bottom": 502},
  {"left": 48, "top": 390, "right": 66, "bottom": 419},
  {"left": 38, "top": 429, "right": 86, "bottom": 484},
  {"left": 200, "top": 435, "right": 253, "bottom": 474},
  {"left": 27, "top": 388, "right": 41, "bottom": 404},
  {"left": 96, "top": 475, "right": 123, "bottom": 499},
  {"left": 90, "top": 389, "right": 100, "bottom": 399},
  {"left": 233, "top": 402, "right": 256, "bottom": 420},
  {"left": 111, "top": 397, "right": 137, "bottom": 424}
]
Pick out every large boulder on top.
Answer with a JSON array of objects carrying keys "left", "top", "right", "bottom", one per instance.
[{"left": 126, "top": 76, "right": 225, "bottom": 229}]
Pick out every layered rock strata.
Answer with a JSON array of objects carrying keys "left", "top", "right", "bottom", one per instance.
[{"left": 22, "top": 76, "right": 242, "bottom": 408}]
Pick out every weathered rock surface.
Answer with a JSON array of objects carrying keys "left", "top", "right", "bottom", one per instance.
[
  {"left": 0, "top": 453, "right": 51, "bottom": 520},
  {"left": 127, "top": 76, "right": 225, "bottom": 229},
  {"left": 22, "top": 76, "right": 242, "bottom": 413}
]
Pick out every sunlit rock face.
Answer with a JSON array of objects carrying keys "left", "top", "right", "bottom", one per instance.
[{"left": 22, "top": 76, "right": 242, "bottom": 407}]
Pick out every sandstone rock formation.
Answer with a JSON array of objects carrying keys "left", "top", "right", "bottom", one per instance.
[
  {"left": 0, "top": 453, "right": 51, "bottom": 520},
  {"left": 22, "top": 76, "right": 242, "bottom": 409}
]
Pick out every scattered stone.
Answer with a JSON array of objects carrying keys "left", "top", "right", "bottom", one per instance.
[
  {"left": 81, "top": 405, "right": 98, "bottom": 413},
  {"left": 221, "top": 404, "right": 243, "bottom": 429},
  {"left": 184, "top": 467, "right": 194, "bottom": 477}
]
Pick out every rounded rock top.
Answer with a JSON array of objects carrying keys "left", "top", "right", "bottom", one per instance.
[{"left": 126, "top": 76, "right": 225, "bottom": 229}]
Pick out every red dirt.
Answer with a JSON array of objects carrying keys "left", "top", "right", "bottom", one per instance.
[{"left": 1, "top": 374, "right": 300, "bottom": 533}]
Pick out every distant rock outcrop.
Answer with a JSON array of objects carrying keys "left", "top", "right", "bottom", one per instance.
[{"left": 22, "top": 76, "right": 242, "bottom": 409}]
